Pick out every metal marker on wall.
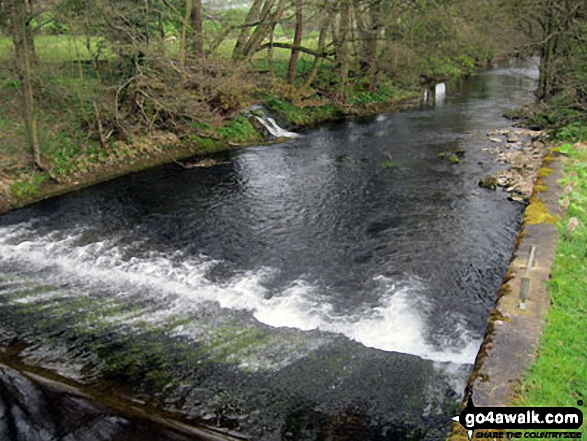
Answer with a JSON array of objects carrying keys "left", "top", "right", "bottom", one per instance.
[{"left": 519, "top": 246, "right": 537, "bottom": 310}]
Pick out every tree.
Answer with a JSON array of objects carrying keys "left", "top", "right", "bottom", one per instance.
[
  {"left": 286, "top": 0, "right": 303, "bottom": 84},
  {"left": 509, "top": 0, "right": 587, "bottom": 104},
  {"left": 191, "top": 0, "right": 203, "bottom": 57},
  {"left": 232, "top": 0, "right": 288, "bottom": 62},
  {"left": 9, "top": 0, "right": 45, "bottom": 170}
]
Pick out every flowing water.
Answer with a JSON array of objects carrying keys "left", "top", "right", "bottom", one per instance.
[{"left": 0, "top": 60, "right": 538, "bottom": 440}]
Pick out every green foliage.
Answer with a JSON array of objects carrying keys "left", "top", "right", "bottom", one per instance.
[
  {"left": 555, "top": 123, "right": 587, "bottom": 142},
  {"left": 423, "top": 56, "right": 466, "bottom": 79},
  {"left": 9, "top": 173, "right": 50, "bottom": 198},
  {"left": 215, "top": 114, "right": 260, "bottom": 143},
  {"left": 42, "top": 130, "right": 82, "bottom": 176},
  {"left": 263, "top": 96, "right": 342, "bottom": 127},
  {"left": 456, "top": 55, "right": 476, "bottom": 70},
  {"left": 10, "top": 181, "right": 40, "bottom": 198},
  {"left": 557, "top": 143, "right": 576, "bottom": 155},
  {"left": 348, "top": 83, "right": 401, "bottom": 106},
  {"left": 524, "top": 105, "right": 587, "bottom": 141}
]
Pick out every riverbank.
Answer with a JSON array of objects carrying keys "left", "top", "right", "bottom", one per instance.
[
  {"left": 447, "top": 141, "right": 587, "bottom": 439},
  {"left": 0, "top": 89, "right": 420, "bottom": 215}
]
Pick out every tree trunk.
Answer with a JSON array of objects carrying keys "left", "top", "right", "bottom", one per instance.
[
  {"left": 241, "top": 0, "right": 287, "bottom": 63},
  {"left": 191, "top": 0, "right": 203, "bottom": 57},
  {"left": 537, "top": 5, "right": 555, "bottom": 101},
  {"left": 337, "top": 0, "right": 351, "bottom": 93},
  {"left": 303, "top": 11, "right": 332, "bottom": 89},
  {"left": 354, "top": 1, "right": 380, "bottom": 90},
  {"left": 10, "top": 0, "right": 45, "bottom": 170},
  {"left": 233, "top": 0, "right": 266, "bottom": 60},
  {"left": 286, "top": 0, "right": 303, "bottom": 84},
  {"left": 180, "top": 0, "right": 193, "bottom": 68}
]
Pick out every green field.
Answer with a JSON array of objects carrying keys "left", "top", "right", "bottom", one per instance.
[{"left": 0, "top": 35, "right": 110, "bottom": 62}]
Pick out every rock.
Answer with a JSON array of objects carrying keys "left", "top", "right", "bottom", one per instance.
[
  {"left": 508, "top": 195, "right": 525, "bottom": 203},
  {"left": 489, "top": 137, "right": 502, "bottom": 143},
  {"left": 516, "top": 128, "right": 547, "bottom": 140},
  {"left": 479, "top": 175, "right": 498, "bottom": 189},
  {"left": 566, "top": 217, "right": 579, "bottom": 240},
  {"left": 560, "top": 196, "right": 570, "bottom": 216}
]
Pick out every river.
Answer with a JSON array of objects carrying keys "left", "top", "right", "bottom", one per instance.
[{"left": 0, "top": 59, "right": 538, "bottom": 440}]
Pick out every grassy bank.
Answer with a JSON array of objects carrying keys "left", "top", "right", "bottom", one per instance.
[
  {"left": 514, "top": 141, "right": 586, "bottom": 434},
  {"left": 0, "top": 36, "right": 425, "bottom": 214}
]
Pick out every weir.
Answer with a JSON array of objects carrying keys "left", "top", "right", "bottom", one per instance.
[{"left": 0, "top": 59, "right": 540, "bottom": 440}]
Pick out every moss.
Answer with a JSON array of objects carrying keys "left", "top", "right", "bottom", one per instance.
[
  {"left": 379, "top": 160, "right": 401, "bottom": 168},
  {"left": 537, "top": 167, "right": 554, "bottom": 178},
  {"left": 533, "top": 178, "right": 548, "bottom": 193},
  {"left": 524, "top": 196, "right": 559, "bottom": 225},
  {"left": 448, "top": 154, "right": 461, "bottom": 164}
]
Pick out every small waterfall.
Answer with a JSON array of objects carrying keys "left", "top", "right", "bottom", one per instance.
[
  {"left": 423, "top": 82, "right": 446, "bottom": 106},
  {"left": 435, "top": 82, "right": 446, "bottom": 104},
  {"left": 255, "top": 116, "right": 300, "bottom": 138},
  {"left": 435, "top": 82, "right": 446, "bottom": 98}
]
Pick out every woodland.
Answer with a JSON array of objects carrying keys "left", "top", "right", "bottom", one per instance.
[{"left": 0, "top": 0, "right": 586, "bottom": 200}]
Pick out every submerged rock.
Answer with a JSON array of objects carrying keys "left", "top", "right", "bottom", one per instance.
[
  {"left": 438, "top": 149, "right": 465, "bottom": 164},
  {"left": 479, "top": 175, "right": 498, "bottom": 190},
  {"left": 448, "top": 154, "right": 461, "bottom": 164}
]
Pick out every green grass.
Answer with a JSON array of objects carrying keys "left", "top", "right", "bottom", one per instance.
[
  {"left": 0, "top": 35, "right": 108, "bottom": 63},
  {"left": 263, "top": 95, "right": 342, "bottom": 127},
  {"left": 514, "top": 143, "right": 587, "bottom": 435},
  {"left": 215, "top": 114, "right": 260, "bottom": 143}
]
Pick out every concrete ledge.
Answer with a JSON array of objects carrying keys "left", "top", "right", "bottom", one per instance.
[{"left": 447, "top": 153, "right": 563, "bottom": 439}]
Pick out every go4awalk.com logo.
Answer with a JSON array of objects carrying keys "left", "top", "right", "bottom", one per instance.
[{"left": 453, "top": 395, "right": 584, "bottom": 439}]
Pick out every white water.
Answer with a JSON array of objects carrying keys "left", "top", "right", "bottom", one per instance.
[
  {"left": 0, "top": 223, "right": 480, "bottom": 364},
  {"left": 255, "top": 116, "right": 300, "bottom": 138},
  {"left": 435, "top": 82, "right": 446, "bottom": 104}
]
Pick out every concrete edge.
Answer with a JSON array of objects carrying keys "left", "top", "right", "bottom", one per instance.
[
  {"left": 0, "top": 360, "right": 246, "bottom": 441},
  {"left": 446, "top": 151, "right": 564, "bottom": 440}
]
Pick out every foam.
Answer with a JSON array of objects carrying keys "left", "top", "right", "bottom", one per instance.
[{"left": 0, "top": 223, "right": 480, "bottom": 364}]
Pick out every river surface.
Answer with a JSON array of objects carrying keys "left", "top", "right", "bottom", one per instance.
[{"left": 0, "top": 60, "right": 538, "bottom": 440}]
